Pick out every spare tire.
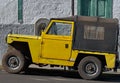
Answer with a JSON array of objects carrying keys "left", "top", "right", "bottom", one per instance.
[{"left": 34, "top": 18, "right": 49, "bottom": 35}]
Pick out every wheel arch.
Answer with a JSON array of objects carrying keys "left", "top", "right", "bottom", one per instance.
[
  {"left": 74, "top": 53, "right": 106, "bottom": 69},
  {"left": 9, "top": 41, "right": 32, "bottom": 63}
]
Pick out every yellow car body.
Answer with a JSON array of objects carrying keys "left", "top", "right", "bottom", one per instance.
[{"left": 7, "top": 19, "right": 116, "bottom": 69}]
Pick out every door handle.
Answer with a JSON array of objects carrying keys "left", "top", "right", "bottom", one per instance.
[
  {"left": 41, "top": 41, "right": 44, "bottom": 44},
  {"left": 65, "top": 44, "right": 69, "bottom": 48}
]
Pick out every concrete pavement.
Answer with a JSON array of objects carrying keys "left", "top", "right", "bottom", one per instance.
[{"left": 1, "top": 67, "right": 120, "bottom": 83}]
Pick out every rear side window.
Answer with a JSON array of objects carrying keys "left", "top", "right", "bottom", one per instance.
[{"left": 84, "top": 25, "right": 104, "bottom": 40}]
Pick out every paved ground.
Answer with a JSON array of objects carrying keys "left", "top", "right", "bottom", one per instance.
[{"left": 1, "top": 65, "right": 120, "bottom": 83}]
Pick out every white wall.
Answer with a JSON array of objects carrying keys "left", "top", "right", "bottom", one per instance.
[
  {"left": 113, "top": 0, "right": 120, "bottom": 24},
  {"left": 24, "top": 0, "right": 72, "bottom": 24},
  {"left": 0, "top": 0, "right": 18, "bottom": 24},
  {"left": 113, "top": 0, "right": 120, "bottom": 60},
  {"left": 0, "top": 0, "right": 120, "bottom": 24},
  {"left": 0, "top": 0, "right": 73, "bottom": 24}
]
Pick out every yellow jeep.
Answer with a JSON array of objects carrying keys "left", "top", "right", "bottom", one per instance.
[{"left": 2, "top": 16, "right": 119, "bottom": 80}]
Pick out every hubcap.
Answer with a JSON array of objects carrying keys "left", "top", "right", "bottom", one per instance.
[
  {"left": 85, "top": 62, "right": 98, "bottom": 76},
  {"left": 7, "top": 56, "right": 20, "bottom": 70}
]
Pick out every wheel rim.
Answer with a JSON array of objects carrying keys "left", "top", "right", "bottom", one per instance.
[
  {"left": 7, "top": 56, "right": 21, "bottom": 70},
  {"left": 84, "top": 62, "right": 98, "bottom": 76}
]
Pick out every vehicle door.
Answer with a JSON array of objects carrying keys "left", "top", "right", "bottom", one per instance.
[{"left": 41, "top": 20, "right": 74, "bottom": 60}]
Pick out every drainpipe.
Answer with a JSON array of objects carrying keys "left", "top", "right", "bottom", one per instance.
[
  {"left": 72, "top": 0, "right": 74, "bottom": 16},
  {"left": 18, "top": 0, "right": 23, "bottom": 24}
]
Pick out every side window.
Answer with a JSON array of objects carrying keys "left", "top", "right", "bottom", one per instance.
[
  {"left": 84, "top": 25, "right": 104, "bottom": 40},
  {"left": 47, "top": 22, "right": 72, "bottom": 36}
]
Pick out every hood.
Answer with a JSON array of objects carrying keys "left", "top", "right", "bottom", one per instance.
[{"left": 7, "top": 34, "right": 41, "bottom": 44}]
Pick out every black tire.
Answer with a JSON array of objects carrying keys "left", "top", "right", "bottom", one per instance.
[
  {"left": 2, "top": 49, "right": 25, "bottom": 74},
  {"left": 78, "top": 56, "right": 102, "bottom": 80}
]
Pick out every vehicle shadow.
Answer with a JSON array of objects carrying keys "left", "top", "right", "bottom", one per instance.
[
  {"left": 22, "top": 68, "right": 80, "bottom": 79},
  {"left": 100, "top": 73, "right": 120, "bottom": 82},
  {"left": 21, "top": 68, "right": 120, "bottom": 82}
]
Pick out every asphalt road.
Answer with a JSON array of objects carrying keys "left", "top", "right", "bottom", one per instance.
[{"left": 1, "top": 68, "right": 120, "bottom": 83}]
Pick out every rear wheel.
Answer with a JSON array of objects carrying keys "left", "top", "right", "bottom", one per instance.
[
  {"left": 2, "top": 49, "right": 25, "bottom": 74},
  {"left": 78, "top": 56, "right": 102, "bottom": 80}
]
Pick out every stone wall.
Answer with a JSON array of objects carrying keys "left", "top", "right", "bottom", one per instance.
[{"left": 0, "top": 24, "right": 34, "bottom": 64}]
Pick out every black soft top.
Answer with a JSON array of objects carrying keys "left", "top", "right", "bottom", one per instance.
[
  {"left": 53, "top": 16, "right": 119, "bottom": 53},
  {"left": 51, "top": 16, "right": 118, "bottom": 24}
]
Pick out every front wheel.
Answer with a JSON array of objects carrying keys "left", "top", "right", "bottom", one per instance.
[
  {"left": 78, "top": 56, "right": 102, "bottom": 80},
  {"left": 2, "top": 49, "right": 25, "bottom": 74}
]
